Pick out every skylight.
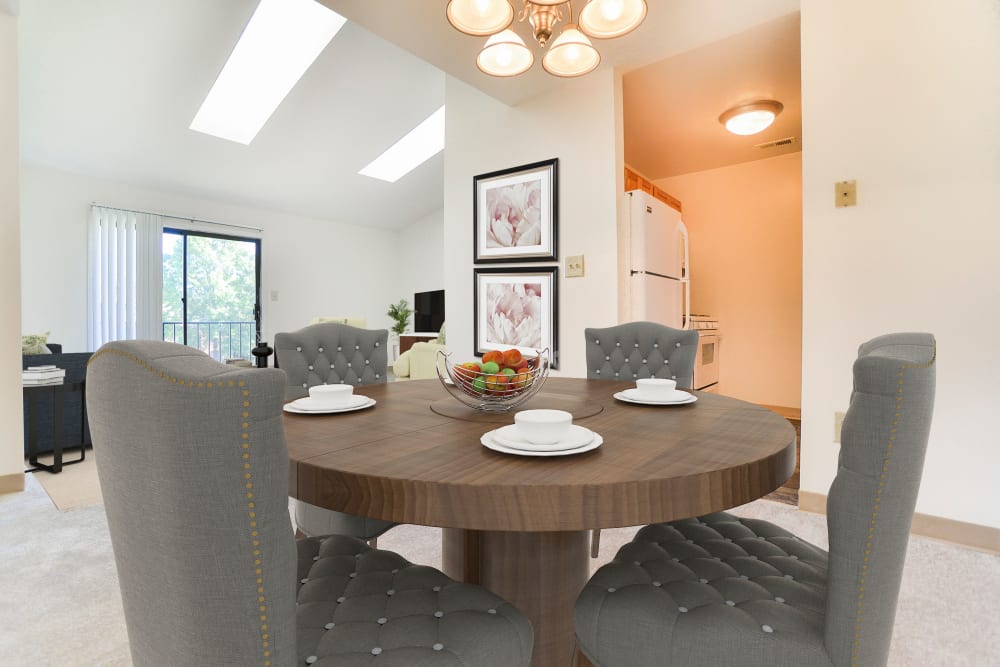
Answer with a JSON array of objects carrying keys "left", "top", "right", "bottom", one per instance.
[
  {"left": 190, "top": 0, "right": 346, "bottom": 145},
  {"left": 359, "top": 106, "right": 446, "bottom": 183}
]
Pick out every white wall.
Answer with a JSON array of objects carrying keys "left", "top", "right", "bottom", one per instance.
[
  {"left": 395, "top": 207, "right": 444, "bottom": 327},
  {"left": 1, "top": 11, "right": 24, "bottom": 487},
  {"left": 20, "top": 164, "right": 402, "bottom": 351},
  {"left": 800, "top": 0, "right": 1000, "bottom": 527},
  {"left": 443, "top": 74, "right": 620, "bottom": 376}
]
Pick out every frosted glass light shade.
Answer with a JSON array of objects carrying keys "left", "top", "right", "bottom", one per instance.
[
  {"left": 542, "top": 25, "right": 600, "bottom": 77},
  {"left": 718, "top": 100, "right": 784, "bottom": 135},
  {"left": 579, "top": 0, "right": 647, "bottom": 39},
  {"left": 446, "top": 0, "right": 514, "bottom": 36},
  {"left": 478, "top": 30, "right": 534, "bottom": 76}
]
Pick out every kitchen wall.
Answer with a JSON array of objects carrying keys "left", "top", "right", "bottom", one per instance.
[
  {"left": 19, "top": 164, "right": 402, "bottom": 351},
  {"left": 0, "top": 10, "right": 24, "bottom": 490},
  {"left": 443, "top": 73, "right": 620, "bottom": 377},
  {"left": 657, "top": 151, "right": 802, "bottom": 409},
  {"left": 800, "top": 0, "right": 1000, "bottom": 528}
]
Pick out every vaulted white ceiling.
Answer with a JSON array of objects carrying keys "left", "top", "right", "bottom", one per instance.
[{"left": 18, "top": 0, "right": 800, "bottom": 230}]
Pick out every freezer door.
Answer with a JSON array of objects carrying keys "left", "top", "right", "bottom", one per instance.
[
  {"left": 629, "top": 190, "right": 685, "bottom": 279},
  {"left": 630, "top": 273, "right": 684, "bottom": 329}
]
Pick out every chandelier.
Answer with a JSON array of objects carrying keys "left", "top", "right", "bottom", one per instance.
[{"left": 446, "top": 0, "right": 648, "bottom": 78}]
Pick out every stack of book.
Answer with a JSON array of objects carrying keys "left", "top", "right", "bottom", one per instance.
[{"left": 23, "top": 365, "right": 66, "bottom": 386}]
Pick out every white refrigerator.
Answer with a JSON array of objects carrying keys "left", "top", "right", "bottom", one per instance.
[{"left": 626, "top": 190, "right": 690, "bottom": 329}]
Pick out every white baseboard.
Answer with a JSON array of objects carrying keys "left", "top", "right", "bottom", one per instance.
[{"left": 799, "top": 490, "right": 999, "bottom": 555}]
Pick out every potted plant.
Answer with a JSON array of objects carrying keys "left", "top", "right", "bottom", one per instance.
[{"left": 386, "top": 299, "right": 413, "bottom": 356}]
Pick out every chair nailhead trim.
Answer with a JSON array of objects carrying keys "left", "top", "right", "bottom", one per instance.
[
  {"left": 306, "top": 656, "right": 317, "bottom": 664},
  {"left": 371, "top": 647, "right": 382, "bottom": 655},
  {"left": 488, "top": 608, "right": 497, "bottom": 614},
  {"left": 432, "top": 586, "right": 441, "bottom": 591},
  {"left": 300, "top": 578, "right": 308, "bottom": 584},
  {"left": 433, "top": 643, "right": 444, "bottom": 651},
  {"left": 775, "top": 597, "right": 785, "bottom": 603},
  {"left": 324, "top": 622, "right": 335, "bottom": 630},
  {"left": 678, "top": 606, "right": 688, "bottom": 612},
  {"left": 434, "top": 610, "right": 444, "bottom": 617},
  {"left": 726, "top": 600, "right": 735, "bottom": 606},
  {"left": 377, "top": 617, "right": 387, "bottom": 625},
  {"left": 762, "top": 625, "right": 774, "bottom": 633}
]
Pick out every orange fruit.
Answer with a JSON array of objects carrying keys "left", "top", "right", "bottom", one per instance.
[
  {"left": 502, "top": 348, "right": 522, "bottom": 368},
  {"left": 482, "top": 350, "right": 504, "bottom": 365}
]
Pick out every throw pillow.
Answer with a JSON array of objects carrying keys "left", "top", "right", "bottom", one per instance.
[{"left": 22, "top": 332, "right": 51, "bottom": 355}]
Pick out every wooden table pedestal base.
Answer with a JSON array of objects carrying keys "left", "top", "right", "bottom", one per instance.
[{"left": 442, "top": 528, "right": 590, "bottom": 667}]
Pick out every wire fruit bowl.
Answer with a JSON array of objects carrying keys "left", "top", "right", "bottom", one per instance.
[{"left": 436, "top": 348, "right": 550, "bottom": 412}]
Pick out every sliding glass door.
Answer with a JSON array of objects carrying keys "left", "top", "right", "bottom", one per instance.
[{"left": 162, "top": 229, "right": 261, "bottom": 361}]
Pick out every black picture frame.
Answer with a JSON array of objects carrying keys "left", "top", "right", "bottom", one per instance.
[
  {"left": 473, "top": 158, "right": 558, "bottom": 264},
  {"left": 473, "top": 266, "right": 559, "bottom": 369}
]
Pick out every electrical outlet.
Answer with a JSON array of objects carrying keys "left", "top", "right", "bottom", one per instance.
[
  {"left": 834, "top": 411, "right": 846, "bottom": 442},
  {"left": 566, "top": 255, "right": 585, "bottom": 278},
  {"left": 835, "top": 180, "right": 857, "bottom": 207}
]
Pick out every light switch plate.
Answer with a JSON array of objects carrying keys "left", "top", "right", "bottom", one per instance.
[
  {"left": 835, "top": 180, "right": 857, "bottom": 207},
  {"left": 270, "top": 290, "right": 279, "bottom": 302},
  {"left": 566, "top": 255, "right": 585, "bottom": 278}
]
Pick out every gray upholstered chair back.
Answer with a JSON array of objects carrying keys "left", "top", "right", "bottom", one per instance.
[
  {"left": 86, "top": 340, "right": 297, "bottom": 665},
  {"left": 824, "top": 332, "right": 936, "bottom": 666},
  {"left": 585, "top": 321, "right": 699, "bottom": 388},
  {"left": 274, "top": 322, "right": 388, "bottom": 400}
]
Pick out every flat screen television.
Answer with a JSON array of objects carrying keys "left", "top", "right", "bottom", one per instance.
[{"left": 413, "top": 289, "right": 445, "bottom": 333}]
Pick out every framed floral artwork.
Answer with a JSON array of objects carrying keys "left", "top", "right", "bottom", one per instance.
[
  {"left": 473, "top": 158, "right": 558, "bottom": 263},
  {"left": 474, "top": 266, "right": 559, "bottom": 369}
]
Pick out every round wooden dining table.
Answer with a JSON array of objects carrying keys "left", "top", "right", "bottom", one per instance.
[{"left": 284, "top": 377, "right": 796, "bottom": 667}]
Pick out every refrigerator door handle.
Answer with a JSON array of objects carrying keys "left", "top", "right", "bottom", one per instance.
[{"left": 680, "top": 223, "right": 690, "bottom": 329}]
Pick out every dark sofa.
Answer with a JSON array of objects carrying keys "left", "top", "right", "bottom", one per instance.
[{"left": 22, "top": 344, "right": 93, "bottom": 456}]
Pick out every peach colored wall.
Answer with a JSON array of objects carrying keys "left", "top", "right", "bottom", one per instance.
[{"left": 656, "top": 151, "right": 802, "bottom": 408}]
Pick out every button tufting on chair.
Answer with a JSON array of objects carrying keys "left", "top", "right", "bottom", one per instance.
[
  {"left": 574, "top": 333, "right": 937, "bottom": 667},
  {"left": 274, "top": 323, "right": 396, "bottom": 542},
  {"left": 583, "top": 322, "right": 701, "bottom": 559},
  {"left": 87, "top": 340, "right": 534, "bottom": 667}
]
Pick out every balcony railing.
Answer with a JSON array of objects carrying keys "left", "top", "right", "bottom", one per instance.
[{"left": 162, "top": 321, "right": 256, "bottom": 362}]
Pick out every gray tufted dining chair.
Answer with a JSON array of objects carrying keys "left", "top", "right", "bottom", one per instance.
[
  {"left": 584, "top": 321, "right": 699, "bottom": 557},
  {"left": 87, "top": 340, "right": 533, "bottom": 666},
  {"left": 274, "top": 322, "right": 397, "bottom": 543},
  {"left": 574, "top": 332, "right": 936, "bottom": 667}
]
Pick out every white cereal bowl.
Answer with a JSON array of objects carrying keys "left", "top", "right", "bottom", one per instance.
[
  {"left": 636, "top": 378, "right": 678, "bottom": 401},
  {"left": 514, "top": 409, "right": 573, "bottom": 445},
  {"left": 309, "top": 383, "right": 354, "bottom": 407}
]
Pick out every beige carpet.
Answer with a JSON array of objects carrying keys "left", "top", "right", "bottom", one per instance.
[{"left": 27, "top": 450, "right": 103, "bottom": 511}]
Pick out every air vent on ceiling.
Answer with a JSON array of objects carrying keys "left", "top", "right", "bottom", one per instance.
[{"left": 755, "top": 136, "right": 798, "bottom": 149}]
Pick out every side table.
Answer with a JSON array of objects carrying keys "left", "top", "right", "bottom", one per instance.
[{"left": 24, "top": 380, "right": 88, "bottom": 474}]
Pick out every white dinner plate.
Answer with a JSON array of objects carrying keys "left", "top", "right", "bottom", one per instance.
[
  {"left": 283, "top": 395, "right": 375, "bottom": 414},
  {"left": 480, "top": 430, "right": 603, "bottom": 457},
  {"left": 490, "top": 424, "right": 595, "bottom": 452},
  {"left": 613, "top": 389, "right": 697, "bottom": 406}
]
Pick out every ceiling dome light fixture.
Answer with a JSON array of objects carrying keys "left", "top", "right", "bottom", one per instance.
[
  {"left": 719, "top": 100, "right": 784, "bottom": 136},
  {"left": 447, "top": 0, "right": 647, "bottom": 78}
]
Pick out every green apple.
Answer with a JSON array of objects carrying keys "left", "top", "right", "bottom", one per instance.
[{"left": 482, "top": 361, "right": 500, "bottom": 374}]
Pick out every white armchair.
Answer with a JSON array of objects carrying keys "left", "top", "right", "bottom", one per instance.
[{"left": 392, "top": 341, "right": 447, "bottom": 380}]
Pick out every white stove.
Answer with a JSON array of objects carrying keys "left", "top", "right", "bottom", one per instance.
[{"left": 689, "top": 315, "right": 720, "bottom": 392}]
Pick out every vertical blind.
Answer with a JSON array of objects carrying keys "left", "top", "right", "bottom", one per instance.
[{"left": 87, "top": 206, "right": 164, "bottom": 350}]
